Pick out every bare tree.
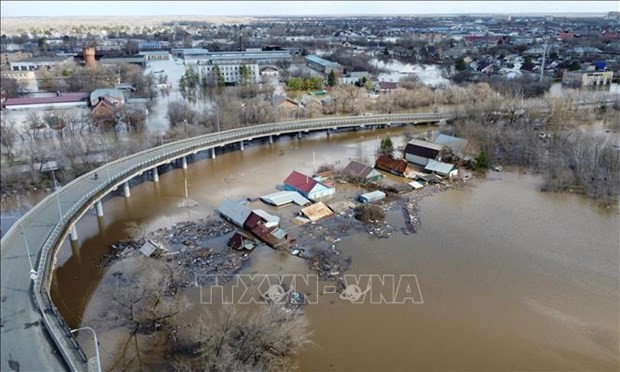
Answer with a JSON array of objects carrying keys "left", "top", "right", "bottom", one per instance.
[
  {"left": 101, "top": 261, "right": 191, "bottom": 371},
  {"left": 0, "top": 116, "right": 18, "bottom": 161},
  {"left": 171, "top": 303, "right": 311, "bottom": 371}
]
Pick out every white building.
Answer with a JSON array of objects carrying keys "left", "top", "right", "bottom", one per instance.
[
  {"left": 562, "top": 70, "right": 614, "bottom": 87},
  {"left": 199, "top": 63, "right": 260, "bottom": 85},
  {"left": 10, "top": 56, "right": 74, "bottom": 71},
  {"left": 186, "top": 51, "right": 292, "bottom": 66}
]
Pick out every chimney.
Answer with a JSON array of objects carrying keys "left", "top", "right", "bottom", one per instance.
[{"left": 83, "top": 46, "right": 96, "bottom": 67}]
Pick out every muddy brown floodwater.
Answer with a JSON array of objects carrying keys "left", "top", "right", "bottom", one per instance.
[{"left": 43, "top": 126, "right": 619, "bottom": 371}]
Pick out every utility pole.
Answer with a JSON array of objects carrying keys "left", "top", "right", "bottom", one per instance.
[{"left": 540, "top": 38, "right": 549, "bottom": 83}]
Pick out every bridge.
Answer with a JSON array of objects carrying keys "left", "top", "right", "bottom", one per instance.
[{"left": 0, "top": 112, "right": 453, "bottom": 371}]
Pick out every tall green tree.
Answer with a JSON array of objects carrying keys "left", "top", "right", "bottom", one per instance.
[
  {"left": 239, "top": 64, "right": 250, "bottom": 86},
  {"left": 327, "top": 70, "right": 337, "bottom": 87},
  {"left": 213, "top": 65, "right": 225, "bottom": 87},
  {"left": 379, "top": 136, "right": 394, "bottom": 156}
]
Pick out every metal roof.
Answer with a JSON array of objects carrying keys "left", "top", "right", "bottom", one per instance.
[
  {"left": 425, "top": 159, "right": 456, "bottom": 175},
  {"left": 251, "top": 209, "right": 280, "bottom": 228},
  {"left": 5, "top": 92, "right": 89, "bottom": 106},
  {"left": 217, "top": 199, "right": 252, "bottom": 227},
  {"left": 271, "top": 228, "right": 288, "bottom": 240},
  {"left": 359, "top": 190, "right": 386, "bottom": 203},
  {"left": 375, "top": 155, "right": 409, "bottom": 175},
  {"left": 284, "top": 171, "right": 320, "bottom": 194},
  {"left": 304, "top": 55, "right": 340, "bottom": 67},
  {"left": 260, "top": 191, "right": 311, "bottom": 206},
  {"left": 407, "top": 139, "right": 445, "bottom": 151},
  {"left": 343, "top": 160, "right": 376, "bottom": 179},
  {"left": 90, "top": 88, "right": 124, "bottom": 105},
  {"left": 434, "top": 134, "right": 468, "bottom": 156}
]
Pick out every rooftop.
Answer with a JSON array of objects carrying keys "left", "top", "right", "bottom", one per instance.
[
  {"left": 305, "top": 55, "right": 341, "bottom": 67},
  {"left": 425, "top": 159, "right": 456, "bottom": 175},
  {"left": 434, "top": 134, "right": 468, "bottom": 156},
  {"left": 260, "top": 190, "right": 311, "bottom": 207},
  {"left": 407, "top": 139, "right": 445, "bottom": 151},
  {"left": 218, "top": 199, "right": 252, "bottom": 227},
  {"left": 284, "top": 170, "right": 320, "bottom": 194},
  {"left": 5, "top": 92, "right": 89, "bottom": 106}
]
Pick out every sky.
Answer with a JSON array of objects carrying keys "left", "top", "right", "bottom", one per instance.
[{"left": 1, "top": 1, "right": 618, "bottom": 17}]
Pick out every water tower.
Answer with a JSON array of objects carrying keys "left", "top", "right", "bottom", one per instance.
[{"left": 83, "top": 46, "right": 96, "bottom": 67}]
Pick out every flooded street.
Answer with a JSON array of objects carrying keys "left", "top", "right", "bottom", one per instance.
[{"left": 19, "top": 124, "right": 620, "bottom": 370}]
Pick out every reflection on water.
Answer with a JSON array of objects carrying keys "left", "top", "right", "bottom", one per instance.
[{"left": 46, "top": 127, "right": 619, "bottom": 371}]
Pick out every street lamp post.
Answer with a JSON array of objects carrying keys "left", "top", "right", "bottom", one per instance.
[
  {"left": 51, "top": 169, "right": 64, "bottom": 222},
  {"left": 70, "top": 327, "right": 102, "bottom": 372},
  {"left": 21, "top": 225, "right": 38, "bottom": 280},
  {"left": 100, "top": 139, "right": 110, "bottom": 183}
]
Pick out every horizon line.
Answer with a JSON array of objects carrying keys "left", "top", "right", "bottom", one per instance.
[{"left": 1, "top": 11, "right": 616, "bottom": 19}]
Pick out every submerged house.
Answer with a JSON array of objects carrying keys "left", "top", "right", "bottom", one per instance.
[
  {"left": 342, "top": 160, "right": 383, "bottom": 183},
  {"left": 424, "top": 159, "right": 458, "bottom": 178},
  {"left": 244, "top": 211, "right": 288, "bottom": 249},
  {"left": 217, "top": 199, "right": 252, "bottom": 228},
  {"left": 217, "top": 200, "right": 288, "bottom": 249},
  {"left": 434, "top": 134, "right": 470, "bottom": 162},
  {"left": 228, "top": 231, "right": 256, "bottom": 251},
  {"left": 283, "top": 170, "right": 335, "bottom": 202},
  {"left": 404, "top": 139, "right": 445, "bottom": 167},
  {"left": 260, "top": 190, "right": 311, "bottom": 207},
  {"left": 374, "top": 155, "right": 413, "bottom": 177}
]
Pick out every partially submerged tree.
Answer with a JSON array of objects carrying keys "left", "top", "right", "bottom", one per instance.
[
  {"left": 171, "top": 303, "right": 311, "bottom": 371},
  {"left": 379, "top": 136, "right": 394, "bottom": 157}
]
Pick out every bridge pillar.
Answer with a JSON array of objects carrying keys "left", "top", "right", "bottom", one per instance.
[
  {"left": 211, "top": 148, "right": 216, "bottom": 159},
  {"left": 70, "top": 239, "right": 80, "bottom": 261},
  {"left": 326, "top": 129, "right": 330, "bottom": 137},
  {"left": 181, "top": 156, "right": 188, "bottom": 169},
  {"left": 97, "top": 216, "right": 106, "bottom": 237},
  {"left": 70, "top": 224, "right": 78, "bottom": 241},
  {"left": 269, "top": 135, "right": 273, "bottom": 144},
  {"left": 95, "top": 201, "right": 104, "bottom": 217},
  {"left": 297, "top": 131, "right": 302, "bottom": 139},
  {"left": 152, "top": 167, "right": 159, "bottom": 182},
  {"left": 123, "top": 182, "right": 131, "bottom": 198},
  {"left": 240, "top": 141, "right": 244, "bottom": 151}
]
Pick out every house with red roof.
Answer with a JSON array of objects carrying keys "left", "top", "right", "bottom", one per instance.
[{"left": 283, "top": 170, "right": 335, "bottom": 201}]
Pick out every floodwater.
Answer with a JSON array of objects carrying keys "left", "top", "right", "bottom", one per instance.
[
  {"left": 25, "top": 125, "right": 620, "bottom": 370},
  {"left": 370, "top": 59, "right": 452, "bottom": 87}
]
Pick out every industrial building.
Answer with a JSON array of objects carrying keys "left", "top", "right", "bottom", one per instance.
[
  {"left": 304, "top": 55, "right": 342, "bottom": 74},
  {"left": 562, "top": 70, "right": 614, "bottom": 87},
  {"left": 9, "top": 55, "right": 74, "bottom": 72}
]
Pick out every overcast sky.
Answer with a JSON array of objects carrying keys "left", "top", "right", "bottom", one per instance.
[{"left": 1, "top": 1, "right": 618, "bottom": 17}]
